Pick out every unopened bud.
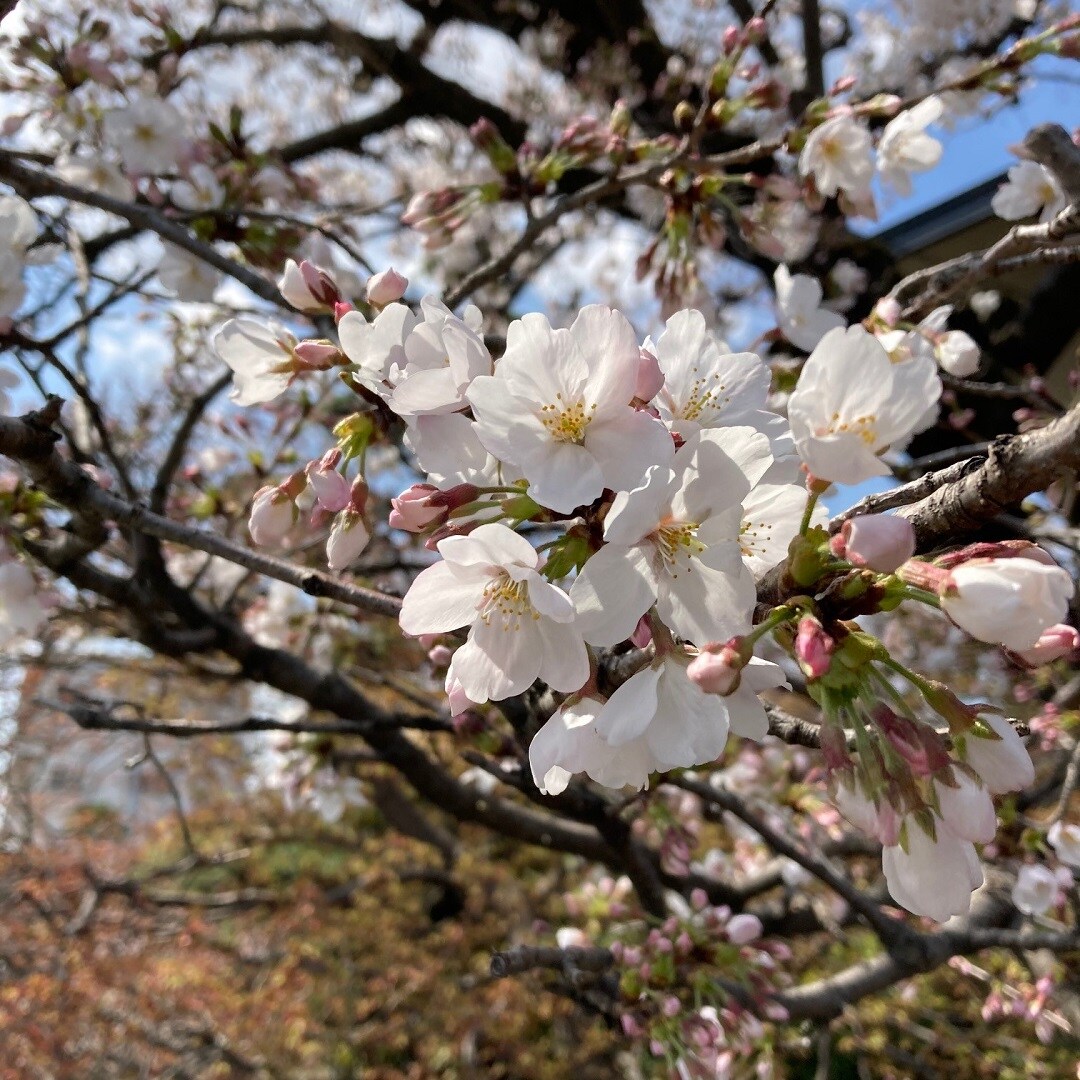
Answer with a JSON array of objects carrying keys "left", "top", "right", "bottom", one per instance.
[
  {"left": 833, "top": 514, "right": 915, "bottom": 573},
  {"left": 795, "top": 616, "right": 834, "bottom": 679},
  {"left": 1009, "top": 624, "right": 1080, "bottom": 668},
  {"left": 365, "top": 267, "right": 408, "bottom": 307},
  {"left": 687, "top": 640, "right": 744, "bottom": 695}
]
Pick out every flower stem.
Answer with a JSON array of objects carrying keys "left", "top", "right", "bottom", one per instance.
[{"left": 799, "top": 491, "right": 820, "bottom": 535}]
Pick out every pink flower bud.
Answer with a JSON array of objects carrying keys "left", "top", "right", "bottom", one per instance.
[
  {"left": 722, "top": 25, "right": 740, "bottom": 53},
  {"left": 874, "top": 707, "right": 951, "bottom": 778},
  {"left": 365, "top": 267, "right": 408, "bottom": 307},
  {"left": 292, "top": 340, "right": 342, "bottom": 369},
  {"left": 428, "top": 644, "right": 453, "bottom": 667},
  {"left": 621, "top": 1013, "right": 643, "bottom": 1038},
  {"left": 305, "top": 455, "right": 351, "bottom": 513},
  {"left": 874, "top": 296, "right": 902, "bottom": 327},
  {"left": 687, "top": 640, "right": 744, "bottom": 695},
  {"left": 348, "top": 477, "right": 369, "bottom": 514},
  {"left": 334, "top": 301, "right": 353, "bottom": 322},
  {"left": 635, "top": 347, "right": 664, "bottom": 401},
  {"left": 795, "top": 616, "right": 834, "bottom": 679},
  {"left": 726, "top": 913, "right": 762, "bottom": 944},
  {"left": 836, "top": 514, "right": 915, "bottom": 573},
  {"left": 278, "top": 258, "right": 340, "bottom": 311},
  {"left": 389, "top": 483, "right": 448, "bottom": 533},
  {"left": 1010, "top": 624, "right": 1079, "bottom": 668}
]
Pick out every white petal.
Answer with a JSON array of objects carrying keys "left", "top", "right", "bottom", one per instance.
[
  {"left": 595, "top": 665, "right": 662, "bottom": 746},
  {"left": 571, "top": 542, "right": 658, "bottom": 647},
  {"left": 399, "top": 561, "right": 484, "bottom": 635}
]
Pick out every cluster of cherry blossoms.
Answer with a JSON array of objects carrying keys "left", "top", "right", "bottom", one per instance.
[{"left": 214, "top": 247, "right": 1080, "bottom": 926}]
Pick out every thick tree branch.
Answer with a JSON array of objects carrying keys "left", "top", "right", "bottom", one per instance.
[{"left": 896, "top": 401, "right": 1080, "bottom": 548}]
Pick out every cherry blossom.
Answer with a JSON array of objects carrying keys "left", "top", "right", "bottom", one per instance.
[
  {"left": 337, "top": 303, "right": 416, "bottom": 396},
  {"left": 992, "top": 161, "right": 1066, "bottom": 223},
  {"left": 941, "top": 556, "right": 1074, "bottom": 652},
  {"left": 799, "top": 113, "right": 875, "bottom": 207},
  {"left": 958, "top": 714, "right": 1035, "bottom": 796},
  {"left": 877, "top": 96, "right": 945, "bottom": 196},
  {"left": 571, "top": 428, "right": 770, "bottom": 647},
  {"left": 157, "top": 245, "right": 220, "bottom": 302},
  {"left": 405, "top": 412, "right": 508, "bottom": 488},
  {"left": 882, "top": 818, "right": 983, "bottom": 922},
  {"left": 468, "top": 306, "right": 674, "bottom": 513},
  {"left": 55, "top": 151, "right": 134, "bottom": 200},
  {"left": 788, "top": 325, "right": 941, "bottom": 485},
  {"left": 214, "top": 319, "right": 300, "bottom": 405},
  {"left": 171, "top": 164, "right": 225, "bottom": 211},
  {"left": 1012, "top": 864, "right": 1058, "bottom": 916},
  {"left": 387, "top": 297, "right": 491, "bottom": 416},
  {"left": 1047, "top": 821, "right": 1080, "bottom": 868},
  {"left": 645, "top": 308, "right": 773, "bottom": 439},
  {"left": 278, "top": 259, "right": 340, "bottom": 312},
  {"left": 248, "top": 485, "right": 297, "bottom": 546},
  {"left": 833, "top": 513, "right": 916, "bottom": 573},
  {"left": 399, "top": 523, "right": 588, "bottom": 705},
  {"left": 773, "top": 266, "right": 845, "bottom": 352},
  {"left": 102, "top": 96, "right": 186, "bottom": 174}
]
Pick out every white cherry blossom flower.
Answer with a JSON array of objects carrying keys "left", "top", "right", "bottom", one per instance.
[
  {"left": 877, "top": 96, "right": 944, "bottom": 196},
  {"left": 103, "top": 96, "right": 186, "bottom": 174},
  {"left": 405, "top": 412, "right": 509, "bottom": 488},
  {"left": 959, "top": 714, "right": 1035, "bottom": 795},
  {"left": 338, "top": 303, "right": 416, "bottom": 396},
  {"left": 942, "top": 556, "right": 1074, "bottom": 652},
  {"left": 1047, "top": 821, "right": 1080, "bottom": 868},
  {"left": 1012, "top": 864, "right": 1058, "bottom": 916},
  {"left": 773, "top": 266, "right": 845, "bottom": 352},
  {"left": 738, "top": 482, "right": 815, "bottom": 578},
  {"left": 400, "top": 523, "right": 589, "bottom": 705},
  {"left": 214, "top": 319, "right": 297, "bottom": 404},
  {"left": 171, "top": 163, "right": 224, "bottom": 211},
  {"left": 799, "top": 114, "right": 875, "bottom": 204},
  {"left": 992, "top": 161, "right": 1066, "bottom": 223},
  {"left": 883, "top": 817, "right": 983, "bottom": 922},
  {"left": 587, "top": 653, "right": 778, "bottom": 785},
  {"left": 933, "top": 771, "right": 996, "bottom": 844},
  {"left": 388, "top": 297, "right": 491, "bottom": 416},
  {"left": 56, "top": 152, "right": 134, "bottom": 201},
  {"left": 158, "top": 244, "right": 220, "bottom": 302},
  {"left": 529, "top": 695, "right": 655, "bottom": 794},
  {"left": 468, "top": 306, "right": 674, "bottom": 513},
  {"left": 571, "top": 428, "right": 769, "bottom": 646},
  {"left": 647, "top": 308, "right": 772, "bottom": 438},
  {"left": 788, "top": 325, "right": 941, "bottom": 485}
]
